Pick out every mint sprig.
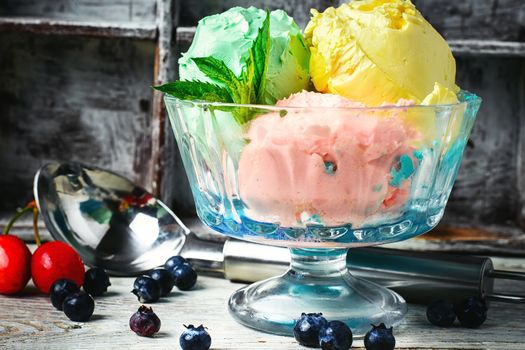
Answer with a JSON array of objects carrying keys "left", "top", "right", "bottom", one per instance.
[
  {"left": 155, "top": 80, "right": 233, "bottom": 103},
  {"left": 191, "top": 57, "right": 244, "bottom": 103},
  {"left": 154, "top": 10, "right": 271, "bottom": 124}
]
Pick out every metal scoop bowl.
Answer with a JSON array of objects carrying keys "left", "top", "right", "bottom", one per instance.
[{"left": 33, "top": 162, "right": 188, "bottom": 276}]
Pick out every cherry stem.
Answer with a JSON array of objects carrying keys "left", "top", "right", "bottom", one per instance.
[
  {"left": 3, "top": 206, "right": 33, "bottom": 235},
  {"left": 3, "top": 201, "right": 41, "bottom": 246},
  {"left": 32, "top": 207, "right": 41, "bottom": 246}
]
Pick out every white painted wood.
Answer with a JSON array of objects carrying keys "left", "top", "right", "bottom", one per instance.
[
  {"left": 0, "top": 247, "right": 524, "bottom": 349},
  {"left": 449, "top": 40, "right": 525, "bottom": 57},
  {"left": 0, "top": 0, "right": 157, "bottom": 24},
  {"left": 0, "top": 16, "right": 157, "bottom": 39}
]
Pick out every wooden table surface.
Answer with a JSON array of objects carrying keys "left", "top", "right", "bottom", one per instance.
[{"left": 1, "top": 253, "right": 524, "bottom": 349}]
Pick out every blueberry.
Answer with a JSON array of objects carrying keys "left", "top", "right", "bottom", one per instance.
[
  {"left": 319, "top": 320, "right": 353, "bottom": 350},
  {"left": 149, "top": 268, "right": 175, "bottom": 296},
  {"left": 165, "top": 255, "right": 187, "bottom": 272},
  {"left": 426, "top": 299, "right": 456, "bottom": 327},
  {"left": 180, "top": 324, "right": 211, "bottom": 350},
  {"left": 133, "top": 275, "right": 151, "bottom": 290},
  {"left": 132, "top": 276, "right": 160, "bottom": 303},
  {"left": 172, "top": 263, "right": 197, "bottom": 291},
  {"left": 50, "top": 279, "right": 79, "bottom": 310},
  {"left": 455, "top": 297, "right": 487, "bottom": 328},
  {"left": 83, "top": 267, "right": 111, "bottom": 297},
  {"left": 293, "top": 312, "right": 328, "bottom": 348},
  {"left": 62, "top": 291, "right": 95, "bottom": 322},
  {"left": 364, "top": 323, "right": 395, "bottom": 350},
  {"left": 129, "top": 305, "right": 161, "bottom": 337}
]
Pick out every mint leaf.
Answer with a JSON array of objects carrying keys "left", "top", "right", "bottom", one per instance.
[
  {"left": 191, "top": 56, "right": 242, "bottom": 102},
  {"left": 154, "top": 80, "right": 232, "bottom": 103},
  {"left": 251, "top": 11, "right": 271, "bottom": 103}
]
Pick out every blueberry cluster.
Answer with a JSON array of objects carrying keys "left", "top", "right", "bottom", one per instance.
[
  {"left": 293, "top": 313, "right": 396, "bottom": 350},
  {"left": 131, "top": 255, "right": 197, "bottom": 303},
  {"left": 293, "top": 313, "right": 353, "bottom": 350},
  {"left": 49, "top": 267, "right": 111, "bottom": 322},
  {"left": 426, "top": 297, "right": 488, "bottom": 328}
]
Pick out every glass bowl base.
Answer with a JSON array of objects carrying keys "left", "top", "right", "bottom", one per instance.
[{"left": 228, "top": 248, "right": 407, "bottom": 337}]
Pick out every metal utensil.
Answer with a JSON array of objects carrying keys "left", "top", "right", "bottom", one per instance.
[
  {"left": 34, "top": 162, "right": 525, "bottom": 304},
  {"left": 34, "top": 162, "right": 187, "bottom": 275}
]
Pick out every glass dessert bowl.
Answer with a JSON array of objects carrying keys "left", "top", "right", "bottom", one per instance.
[{"left": 165, "top": 91, "right": 481, "bottom": 337}]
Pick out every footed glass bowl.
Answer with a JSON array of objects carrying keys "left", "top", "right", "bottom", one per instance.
[{"left": 165, "top": 92, "right": 481, "bottom": 337}]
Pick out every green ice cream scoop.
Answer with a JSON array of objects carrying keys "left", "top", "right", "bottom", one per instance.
[{"left": 179, "top": 6, "right": 310, "bottom": 105}]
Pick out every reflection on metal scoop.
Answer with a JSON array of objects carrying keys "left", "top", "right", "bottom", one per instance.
[{"left": 34, "top": 163, "right": 188, "bottom": 275}]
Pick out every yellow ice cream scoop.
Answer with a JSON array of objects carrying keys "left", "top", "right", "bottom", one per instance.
[{"left": 305, "top": 0, "right": 457, "bottom": 106}]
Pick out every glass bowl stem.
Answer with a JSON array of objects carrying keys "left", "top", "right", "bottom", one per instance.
[{"left": 229, "top": 247, "right": 407, "bottom": 337}]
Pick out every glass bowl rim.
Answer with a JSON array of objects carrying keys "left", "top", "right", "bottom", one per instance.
[{"left": 164, "top": 90, "right": 482, "bottom": 112}]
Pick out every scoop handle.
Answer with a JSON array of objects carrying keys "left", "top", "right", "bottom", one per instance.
[{"left": 347, "top": 247, "right": 495, "bottom": 304}]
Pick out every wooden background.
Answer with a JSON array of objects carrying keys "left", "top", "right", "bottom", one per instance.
[{"left": 1, "top": 0, "right": 525, "bottom": 253}]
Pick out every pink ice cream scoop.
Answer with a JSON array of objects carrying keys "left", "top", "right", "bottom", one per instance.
[{"left": 237, "top": 91, "right": 420, "bottom": 227}]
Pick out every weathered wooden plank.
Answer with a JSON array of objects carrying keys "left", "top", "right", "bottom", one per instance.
[
  {"left": 0, "top": 0, "right": 157, "bottom": 24},
  {"left": 443, "top": 57, "right": 523, "bottom": 227},
  {"left": 449, "top": 40, "right": 525, "bottom": 57},
  {"left": 175, "top": 26, "right": 195, "bottom": 46},
  {"left": 519, "top": 58, "right": 525, "bottom": 228},
  {"left": 0, "top": 259, "right": 524, "bottom": 349},
  {"left": 151, "top": 0, "right": 176, "bottom": 198},
  {"left": 413, "top": 0, "right": 525, "bottom": 41},
  {"left": 177, "top": 0, "right": 525, "bottom": 43},
  {"left": 178, "top": 0, "right": 335, "bottom": 28},
  {"left": 0, "top": 17, "right": 157, "bottom": 39},
  {"left": 0, "top": 31, "right": 156, "bottom": 212}
]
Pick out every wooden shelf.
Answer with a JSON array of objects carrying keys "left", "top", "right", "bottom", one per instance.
[
  {"left": 176, "top": 27, "right": 525, "bottom": 57},
  {"left": 176, "top": 26, "right": 196, "bottom": 45},
  {"left": 449, "top": 39, "right": 525, "bottom": 57},
  {"left": 0, "top": 16, "right": 157, "bottom": 40}
]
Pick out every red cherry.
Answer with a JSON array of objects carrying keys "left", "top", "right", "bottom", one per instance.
[
  {"left": 31, "top": 241, "right": 85, "bottom": 293},
  {"left": 0, "top": 235, "right": 32, "bottom": 294}
]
